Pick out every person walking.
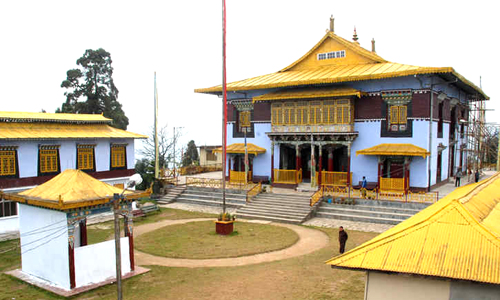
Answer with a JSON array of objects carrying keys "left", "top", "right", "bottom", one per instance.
[
  {"left": 475, "top": 169, "right": 480, "bottom": 183},
  {"left": 361, "top": 176, "right": 368, "bottom": 198},
  {"left": 339, "top": 226, "right": 348, "bottom": 254},
  {"left": 455, "top": 168, "right": 462, "bottom": 187}
]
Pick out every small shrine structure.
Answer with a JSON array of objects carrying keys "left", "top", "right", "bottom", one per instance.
[{"left": 2, "top": 169, "right": 149, "bottom": 296}]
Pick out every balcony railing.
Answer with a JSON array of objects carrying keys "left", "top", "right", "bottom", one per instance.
[
  {"left": 271, "top": 124, "right": 354, "bottom": 133},
  {"left": 321, "top": 171, "right": 352, "bottom": 186},
  {"left": 379, "top": 177, "right": 406, "bottom": 191},
  {"left": 229, "top": 171, "right": 252, "bottom": 183}
]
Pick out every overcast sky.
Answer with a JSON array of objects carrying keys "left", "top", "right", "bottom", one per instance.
[{"left": 1, "top": 0, "right": 498, "bottom": 155}]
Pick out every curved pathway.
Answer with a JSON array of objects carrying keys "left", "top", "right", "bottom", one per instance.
[{"left": 134, "top": 218, "right": 329, "bottom": 268}]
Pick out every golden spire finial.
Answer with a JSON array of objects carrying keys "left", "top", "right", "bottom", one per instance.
[
  {"left": 371, "top": 38, "right": 376, "bottom": 52},
  {"left": 353, "top": 26, "right": 359, "bottom": 44},
  {"left": 330, "top": 15, "right": 334, "bottom": 32}
]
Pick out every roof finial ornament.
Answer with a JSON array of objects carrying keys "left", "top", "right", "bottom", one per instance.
[
  {"left": 353, "top": 26, "right": 359, "bottom": 44},
  {"left": 371, "top": 38, "right": 376, "bottom": 53},
  {"left": 330, "top": 15, "right": 334, "bottom": 32}
]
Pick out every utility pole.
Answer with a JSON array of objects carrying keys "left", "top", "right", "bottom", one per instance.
[{"left": 112, "top": 193, "right": 123, "bottom": 300}]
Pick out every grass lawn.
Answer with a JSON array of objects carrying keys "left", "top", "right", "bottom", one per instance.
[
  {"left": 135, "top": 221, "right": 299, "bottom": 259},
  {"left": 0, "top": 207, "right": 378, "bottom": 300}
]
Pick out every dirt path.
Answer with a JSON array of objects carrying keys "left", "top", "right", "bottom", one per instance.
[{"left": 134, "top": 218, "right": 329, "bottom": 268}]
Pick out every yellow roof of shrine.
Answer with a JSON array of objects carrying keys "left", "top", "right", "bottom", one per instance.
[
  {"left": 253, "top": 87, "right": 365, "bottom": 102},
  {"left": 0, "top": 122, "right": 147, "bottom": 140},
  {"left": 2, "top": 169, "right": 150, "bottom": 210},
  {"left": 214, "top": 143, "right": 266, "bottom": 155},
  {"left": 356, "top": 143, "right": 430, "bottom": 158},
  {"left": 195, "top": 31, "right": 488, "bottom": 100},
  {"left": 0, "top": 111, "right": 112, "bottom": 123},
  {"left": 326, "top": 172, "right": 500, "bottom": 284}
]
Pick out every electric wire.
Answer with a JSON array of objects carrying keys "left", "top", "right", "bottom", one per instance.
[
  {"left": 21, "top": 229, "right": 68, "bottom": 255},
  {"left": 19, "top": 219, "right": 67, "bottom": 236}
]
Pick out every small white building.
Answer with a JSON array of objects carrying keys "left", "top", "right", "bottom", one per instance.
[
  {"left": 0, "top": 111, "right": 147, "bottom": 234},
  {"left": 2, "top": 169, "right": 149, "bottom": 296}
]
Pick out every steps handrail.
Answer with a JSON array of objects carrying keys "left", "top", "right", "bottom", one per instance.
[
  {"left": 246, "top": 182, "right": 262, "bottom": 203},
  {"left": 310, "top": 186, "right": 324, "bottom": 207}
]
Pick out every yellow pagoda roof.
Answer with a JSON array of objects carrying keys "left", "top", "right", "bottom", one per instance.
[
  {"left": 2, "top": 169, "right": 150, "bottom": 210},
  {"left": 0, "top": 111, "right": 112, "bottom": 123},
  {"left": 195, "top": 31, "right": 488, "bottom": 100},
  {"left": 0, "top": 122, "right": 147, "bottom": 140},
  {"left": 253, "top": 87, "right": 365, "bottom": 102},
  {"left": 326, "top": 172, "right": 500, "bottom": 284},
  {"left": 214, "top": 143, "right": 266, "bottom": 155},
  {"left": 356, "top": 143, "right": 430, "bottom": 158}
]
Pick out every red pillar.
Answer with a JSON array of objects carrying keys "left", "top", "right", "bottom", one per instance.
[
  {"left": 346, "top": 145, "right": 351, "bottom": 186},
  {"left": 318, "top": 148, "right": 323, "bottom": 186},
  {"left": 328, "top": 149, "right": 333, "bottom": 171},
  {"left": 68, "top": 243, "right": 76, "bottom": 289},
  {"left": 79, "top": 219, "right": 87, "bottom": 247},
  {"left": 228, "top": 158, "right": 231, "bottom": 181},
  {"left": 125, "top": 216, "right": 135, "bottom": 271},
  {"left": 377, "top": 162, "right": 382, "bottom": 189}
]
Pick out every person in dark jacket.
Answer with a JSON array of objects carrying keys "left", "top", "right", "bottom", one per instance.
[
  {"left": 475, "top": 170, "right": 480, "bottom": 183},
  {"left": 339, "top": 226, "right": 348, "bottom": 254}
]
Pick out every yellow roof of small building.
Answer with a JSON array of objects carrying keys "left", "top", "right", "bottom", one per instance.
[
  {"left": 0, "top": 123, "right": 147, "bottom": 140},
  {"left": 195, "top": 31, "right": 488, "bottom": 100},
  {"left": 326, "top": 172, "right": 500, "bottom": 285},
  {"left": 2, "top": 169, "right": 149, "bottom": 210},
  {"left": 356, "top": 143, "right": 430, "bottom": 158},
  {"left": 214, "top": 143, "right": 266, "bottom": 155},
  {"left": 253, "top": 87, "right": 366, "bottom": 102},
  {"left": 0, "top": 111, "right": 112, "bottom": 123}
]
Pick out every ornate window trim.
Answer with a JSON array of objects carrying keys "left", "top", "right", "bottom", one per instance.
[
  {"left": 110, "top": 144, "right": 127, "bottom": 170},
  {"left": 0, "top": 147, "right": 18, "bottom": 178},
  {"left": 38, "top": 145, "right": 60, "bottom": 176},
  {"left": 76, "top": 144, "right": 95, "bottom": 172}
]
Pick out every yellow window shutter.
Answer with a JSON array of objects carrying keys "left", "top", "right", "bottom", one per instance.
[
  {"left": 390, "top": 106, "right": 399, "bottom": 124},
  {"left": 399, "top": 106, "right": 407, "bottom": 124}
]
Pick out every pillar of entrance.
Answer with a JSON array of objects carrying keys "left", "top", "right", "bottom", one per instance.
[
  {"left": 318, "top": 144, "right": 322, "bottom": 186},
  {"left": 346, "top": 144, "right": 351, "bottom": 187},
  {"left": 377, "top": 159, "right": 382, "bottom": 189},
  {"left": 67, "top": 223, "right": 76, "bottom": 289},
  {"left": 124, "top": 214, "right": 135, "bottom": 271},
  {"left": 295, "top": 144, "right": 300, "bottom": 172},
  {"left": 328, "top": 148, "right": 333, "bottom": 172},
  {"left": 228, "top": 157, "right": 231, "bottom": 180},
  {"left": 311, "top": 141, "right": 315, "bottom": 188},
  {"left": 271, "top": 141, "right": 275, "bottom": 184},
  {"left": 79, "top": 219, "right": 87, "bottom": 247}
]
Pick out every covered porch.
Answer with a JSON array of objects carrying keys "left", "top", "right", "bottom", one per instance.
[
  {"left": 268, "top": 132, "right": 357, "bottom": 188},
  {"left": 215, "top": 143, "right": 266, "bottom": 184},
  {"left": 356, "top": 143, "right": 430, "bottom": 194}
]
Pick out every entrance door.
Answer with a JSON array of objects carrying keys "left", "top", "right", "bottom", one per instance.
[
  {"left": 301, "top": 147, "right": 311, "bottom": 180},
  {"left": 437, "top": 151, "right": 442, "bottom": 183}
]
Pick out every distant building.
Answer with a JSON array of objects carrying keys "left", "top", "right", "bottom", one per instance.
[
  {"left": 326, "top": 174, "right": 500, "bottom": 300},
  {"left": 0, "top": 111, "right": 147, "bottom": 234},
  {"left": 195, "top": 18, "right": 488, "bottom": 191},
  {"left": 198, "top": 145, "right": 222, "bottom": 167}
]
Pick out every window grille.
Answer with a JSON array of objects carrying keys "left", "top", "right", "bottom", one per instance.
[
  {"left": 77, "top": 147, "right": 94, "bottom": 170},
  {"left": 0, "top": 199, "right": 17, "bottom": 217},
  {"left": 0, "top": 150, "right": 16, "bottom": 176},
  {"left": 111, "top": 146, "right": 126, "bottom": 168},
  {"left": 40, "top": 149, "right": 58, "bottom": 173}
]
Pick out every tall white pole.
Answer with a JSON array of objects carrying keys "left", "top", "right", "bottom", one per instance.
[{"left": 154, "top": 72, "right": 159, "bottom": 179}]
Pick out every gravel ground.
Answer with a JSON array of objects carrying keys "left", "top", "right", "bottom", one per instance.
[{"left": 164, "top": 202, "right": 237, "bottom": 215}]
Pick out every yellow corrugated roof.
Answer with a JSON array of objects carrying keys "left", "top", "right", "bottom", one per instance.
[
  {"left": 2, "top": 169, "right": 150, "bottom": 210},
  {"left": 195, "top": 32, "right": 488, "bottom": 100},
  {"left": 0, "top": 111, "right": 112, "bottom": 123},
  {"left": 356, "top": 143, "right": 430, "bottom": 158},
  {"left": 0, "top": 123, "right": 147, "bottom": 140},
  {"left": 253, "top": 87, "right": 365, "bottom": 102},
  {"left": 326, "top": 173, "right": 500, "bottom": 284},
  {"left": 213, "top": 143, "right": 266, "bottom": 155}
]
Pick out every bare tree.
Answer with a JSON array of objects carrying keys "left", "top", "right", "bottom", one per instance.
[{"left": 140, "top": 125, "right": 183, "bottom": 170}]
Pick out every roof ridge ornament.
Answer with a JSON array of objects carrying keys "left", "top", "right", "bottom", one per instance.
[
  {"left": 371, "top": 38, "right": 376, "bottom": 53},
  {"left": 330, "top": 15, "right": 334, "bottom": 32},
  {"left": 353, "top": 26, "right": 359, "bottom": 44}
]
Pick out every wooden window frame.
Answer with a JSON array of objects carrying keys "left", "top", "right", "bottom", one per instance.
[
  {"left": 110, "top": 145, "right": 127, "bottom": 170},
  {"left": 0, "top": 199, "right": 17, "bottom": 218},
  {"left": 77, "top": 145, "right": 95, "bottom": 172},
  {"left": 38, "top": 146, "right": 60, "bottom": 176},
  {"left": 0, "top": 148, "right": 19, "bottom": 178}
]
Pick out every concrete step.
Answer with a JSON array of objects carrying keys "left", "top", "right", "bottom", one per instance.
[
  {"left": 316, "top": 211, "right": 406, "bottom": 225},
  {"left": 238, "top": 207, "right": 309, "bottom": 218},
  {"left": 320, "top": 203, "right": 421, "bottom": 215},
  {"left": 247, "top": 201, "right": 311, "bottom": 210},
  {"left": 182, "top": 190, "right": 247, "bottom": 200},
  {"left": 175, "top": 197, "right": 245, "bottom": 208},
  {"left": 343, "top": 198, "right": 431, "bottom": 210},
  {"left": 157, "top": 186, "right": 186, "bottom": 204},
  {"left": 176, "top": 193, "right": 246, "bottom": 203},
  {"left": 260, "top": 193, "right": 313, "bottom": 200},
  {"left": 318, "top": 206, "right": 413, "bottom": 220},
  {"left": 236, "top": 212, "right": 304, "bottom": 224}
]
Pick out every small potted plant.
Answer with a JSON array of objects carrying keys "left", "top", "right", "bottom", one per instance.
[{"left": 215, "top": 212, "right": 235, "bottom": 235}]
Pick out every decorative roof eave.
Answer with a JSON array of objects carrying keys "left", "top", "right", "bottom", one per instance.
[
  {"left": 3, "top": 190, "right": 150, "bottom": 211},
  {"left": 195, "top": 67, "right": 488, "bottom": 100},
  {"left": 213, "top": 143, "right": 266, "bottom": 156},
  {"left": 280, "top": 31, "right": 388, "bottom": 72},
  {"left": 0, "top": 112, "right": 113, "bottom": 124},
  {"left": 356, "top": 143, "right": 430, "bottom": 158},
  {"left": 253, "top": 87, "right": 365, "bottom": 102}
]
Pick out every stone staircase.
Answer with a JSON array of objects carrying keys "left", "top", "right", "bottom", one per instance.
[
  {"left": 172, "top": 186, "right": 247, "bottom": 208},
  {"left": 316, "top": 199, "right": 430, "bottom": 225},
  {"left": 157, "top": 185, "right": 186, "bottom": 204},
  {"left": 236, "top": 192, "right": 313, "bottom": 224}
]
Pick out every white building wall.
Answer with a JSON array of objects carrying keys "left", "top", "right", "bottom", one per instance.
[
  {"left": 19, "top": 204, "right": 70, "bottom": 290},
  {"left": 366, "top": 271, "right": 450, "bottom": 300},
  {"left": 0, "top": 215, "right": 19, "bottom": 233},
  {"left": 74, "top": 237, "right": 130, "bottom": 288},
  {"left": 352, "top": 120, "right": 430, "bottom": 188}
]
